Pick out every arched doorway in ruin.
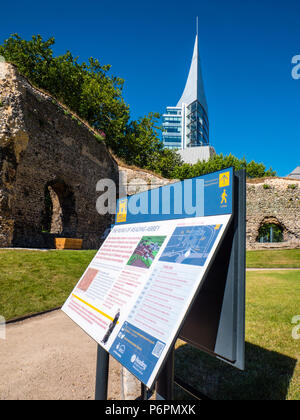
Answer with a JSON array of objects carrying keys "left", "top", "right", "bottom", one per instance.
[
  {"left": 256, "top": 217, "right": 284, "bottom": 243},
  {"left": 41, "top": 180, "right": 77, "bottom": 237}
]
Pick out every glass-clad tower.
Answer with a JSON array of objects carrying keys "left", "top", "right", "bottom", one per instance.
[
  {"left": 162, "top": 33, "right": 209, "bottom": 150},
  {"left": 162, "top": 107, "right": 182, "bottom": 149},
  {"left": 185, "top": 101, "right": 209, "bottom": 147}
]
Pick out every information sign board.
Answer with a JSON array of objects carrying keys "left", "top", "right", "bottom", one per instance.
[{"left": 62, "top": 168, "right": 236, "bottom": 389}]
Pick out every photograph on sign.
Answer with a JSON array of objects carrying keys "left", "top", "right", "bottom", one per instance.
[{"left": 62, "top": 213, "right": 231, "bottom": 388}]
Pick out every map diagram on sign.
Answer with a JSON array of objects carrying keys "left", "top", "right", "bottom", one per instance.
[
  {"left": 159, "top": 224, "right": 223, "bottom": 266},
  {"left": 127, "top": 236, "right": 166, "bottom": 269}
]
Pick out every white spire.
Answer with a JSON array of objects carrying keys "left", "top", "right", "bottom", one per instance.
[{"left": 176, "top": 33, "right": 208, "bottom": 114}]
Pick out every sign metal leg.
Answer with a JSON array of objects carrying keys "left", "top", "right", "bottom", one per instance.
[
  {"left": 141, "top": 383, "right": 148, "bottom": 400},
  {"left": 95, "top": 345, "right": 109, "bottom": 400}
]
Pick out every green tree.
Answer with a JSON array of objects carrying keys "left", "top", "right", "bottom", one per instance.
[
  {"left": 115, "top": 112, "right": 163, "bottom": 167},
  {"left": 0, "top": 34, "right": 129, "bottom": 146},
  {"left": 151, "top": 148, "right": 183, "bottom": 179},
  {"left": 171, "top": 153, "right": 276, "bottom": 180},
  {"left": 246, "top": 160, "right": 276, "bottom": 178},
  {"left": 109, "top": 112, "right": 183, "bottom": 178}
]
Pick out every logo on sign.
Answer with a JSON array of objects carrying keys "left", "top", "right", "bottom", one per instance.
[
  {"left": 116, "top": 198, "right": 128, "bottom": 223},
  {"left": 219, "top": 172, "right": 230, "bottom": 188},
  {"left": 130, "top": 354, "right": 147, "bottom": 371},
  {"left": 116, "top": 343, "right": 126, "bottom": 354}
]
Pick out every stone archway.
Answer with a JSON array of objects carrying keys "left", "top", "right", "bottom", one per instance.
[
  {"left": 41, "top": 180, "right": 77, "bottom": 237},
  {"left": 256, "top": 217, "right": 284, "bottom": 244}
]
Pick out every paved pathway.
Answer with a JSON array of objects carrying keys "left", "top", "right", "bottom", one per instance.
[{"left": 0, "top": 310, "right": 125, "bottom": 400}]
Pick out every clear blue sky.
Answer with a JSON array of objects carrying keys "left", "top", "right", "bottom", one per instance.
[{"left": 1, "top": 0, "right": 299, "bottom": 176}]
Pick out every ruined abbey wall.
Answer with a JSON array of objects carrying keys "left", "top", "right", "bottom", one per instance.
[
  {"left": 0, "top": 63, "right": 119, "bottom": 249},
  {"left": 246, "top": 177, "right": 300, "bottom": 249}
]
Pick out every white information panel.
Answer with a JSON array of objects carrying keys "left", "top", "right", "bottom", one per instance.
[{"left": 62, "top": 214, "right": 231, "bottom": 388}]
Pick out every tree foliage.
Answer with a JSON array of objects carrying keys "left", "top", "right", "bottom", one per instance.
[
  {"left": 170, "top": 153, "right": 276, "bottom": 180},
  {"left": 0, "top": 34, "right": 129, "bottom": 144},
  {"left": 116, "top": 112, "right": 182, "bottom": 177}
]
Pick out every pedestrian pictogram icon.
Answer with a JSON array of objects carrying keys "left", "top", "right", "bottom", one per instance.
[{"left": 221, "top": 189, "right": 228, "bottom": 205}]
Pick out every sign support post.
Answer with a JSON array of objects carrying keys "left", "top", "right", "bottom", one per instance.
[{"left": 95, "top": 344, "right": 109, "bottom": 400}]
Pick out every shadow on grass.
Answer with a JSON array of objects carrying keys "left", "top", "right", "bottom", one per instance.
[{"left": 174, "top": 341, "right": 297, "bottom": 400}]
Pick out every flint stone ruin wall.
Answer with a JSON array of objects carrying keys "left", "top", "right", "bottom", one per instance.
[
  {"left": 246, "top": 178, "right": 300, "bottom": 249},
  {"left": 0, "top": 63, "right": 118, "bottom": 249}
]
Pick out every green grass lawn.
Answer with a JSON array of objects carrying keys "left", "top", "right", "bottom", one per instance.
[
  {"left": 1, "top": 249, "right": 298, "bottom": 321},
  {"left": 0, "top": 249, "right": 299, "bottom": 399},
  {"left": 246, "top": 249, "right": 300, "bottom": 268},
  {"left": 175, "top": 269, "right": 300, "bottom": 400},
  {"left": 0, "top": 249, "right": 96, "bottom": 320}
]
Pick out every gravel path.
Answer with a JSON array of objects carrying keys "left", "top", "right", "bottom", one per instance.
[{"left": 0, "top": 310, "right": 124, "bottom": 400}]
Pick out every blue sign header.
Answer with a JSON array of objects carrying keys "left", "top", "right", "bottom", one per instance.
[{"left": 116, "top": 167, "right": 233, "bottom": 225}]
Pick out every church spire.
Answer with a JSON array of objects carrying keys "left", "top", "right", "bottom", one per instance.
[{"left": 176, "top": 24, "right": 208, "bottom": 114}]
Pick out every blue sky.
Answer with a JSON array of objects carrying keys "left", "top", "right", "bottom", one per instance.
[{"left": 1, "top": 0, "right": 299, "bottom": 176}]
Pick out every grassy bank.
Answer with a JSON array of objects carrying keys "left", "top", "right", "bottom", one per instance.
[
  {"left": 175, "top": 269, "right": 300, "bottom": 400},
  {"left": 0, "top": 249, "right": 96, "bottom": 321},
  {"left": 0, "top": 248, "right": 299, "bottom": 321},
  {"left": 246, "top": 249, "right": 300, "bottom": 268}
]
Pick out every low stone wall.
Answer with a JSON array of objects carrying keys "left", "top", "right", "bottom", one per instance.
[
  {"left": 118, "top": 166, "right": 175, "bottom": 195},
  {"left": 246, "top": 178, "right": 300, "bottom": 250}
]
